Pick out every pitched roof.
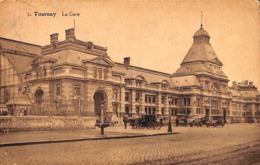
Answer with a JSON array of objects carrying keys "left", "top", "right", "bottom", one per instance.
[
  {"left": 181, "top": 43, "right": 223, "bottom": 65},
  {"left": 171, "top": 75, "right": 201, "bottom": 87}
]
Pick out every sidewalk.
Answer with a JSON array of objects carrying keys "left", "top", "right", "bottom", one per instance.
[{"left": 0, "top": 124, "right": 177, "bottom": 147}]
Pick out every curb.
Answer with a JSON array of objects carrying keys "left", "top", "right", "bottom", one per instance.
[{"left": 0, "top": 132, "right": 179, "bottom": 147}]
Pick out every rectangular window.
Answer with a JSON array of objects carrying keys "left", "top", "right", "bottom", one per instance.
[
  {"left": 74, "top": 85, "right": 80, "bottom": 96},
  {"left": 98, "top": 68, "right": 102, "bottom": 79},
  {"left": 136, "top": 81, "right": 142, "bottom": 87},
  {"left": 125, "top": 92, "right": 130, "bottom": 102},
  {"left": 174, "top": 98, "right": 178, "bottom": 106},
  {"left": 196, "top": 98, "right": 201, "bottom": 107},
  {"left": 93, "top": 68, "right": 97, "bottom": 78},
  {"left": 161, "top": 96, "right": 165, "bottom": 104},
  {"left": 136, "top": 93, "right": 141, "bottom": 102},
  {"left": 152, "top": 96, "right": 156, "bottom": 103},
  {"left": 113, "top": 89, "right": 118, "bottom": 99},
  {"left": 56, "top": 85, "right": 61, "bottom": 96},
  {"left": 211, "top": 100, "right": 219, "bottom": 109},
  {"left": 136, "top": 106, "right": 140, "bottom": 115},
  {"left": 104, "top": 69, "right": 108, "bottom": 80},
  {"left": 148, "top": 97, "right": 152, "bottom": 103},
  {"left": 196, "top": 108, "right": 203, "bottom": 114}
]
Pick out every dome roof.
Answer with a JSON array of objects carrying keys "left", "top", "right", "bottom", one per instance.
[{"left": 194, "top": 26, "right": 210, "bottom": 37}]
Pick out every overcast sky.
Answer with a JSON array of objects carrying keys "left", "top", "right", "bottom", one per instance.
[{"left": 0, "top": 0, "right": 259, "bottom": 89}]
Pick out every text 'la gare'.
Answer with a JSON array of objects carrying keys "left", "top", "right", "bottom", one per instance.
[{"left": 62, "top": 12, "right": 80, "bottom": 17}]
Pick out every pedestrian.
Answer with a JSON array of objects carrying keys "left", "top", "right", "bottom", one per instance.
[
  {"left": 175, "top": 118, "right": 179, "bottom": 127},
  {"left": 123, "top": 115, "right": 128, "bottom": 129}
]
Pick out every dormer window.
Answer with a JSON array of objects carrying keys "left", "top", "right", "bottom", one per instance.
[
  {"left": 86, "top": 42, "right": 93, "bottom": 49},
  {"left": 136, "top": 80, "right": 142, "bottom": 87},
  {"left": 162, "top": 84, "right": 167, "bottom": 90}
]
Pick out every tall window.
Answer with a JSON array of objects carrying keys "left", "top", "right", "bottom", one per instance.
[
  {"left": 56, "top": 85, "right": 61, "bottom": 96},
  {"left": 39, "top": 67, "right": 42, "bottom": 78},
  {"left": 43, "top": 66, "right": 47, "bottom": 77},
  {"left": 183, "top": 98, "right": 191, "bottom": 106},
  {"left": 173, "top": 98, "right": 178, "bottom": 106},
  {"left": 136, "top": 93, "right": 141, "bottom": 103},
  {"left": 98, "top": 68, "right": 102, "bottom": 79},
  {"left": 161, "top": 96, "right": 165, "bottom": 104},
  {"left": 211, "top": 100, "right": 219, "bottom": 108},
  {"left": 104, "top": 69, "right": 108, "bottom": 80},
  {"left": 125, "top": 92, "right": 130, "bottom": 102},
  {"left": 196, "top": 98, "right": 201, "bottom": 107},
  {"left": 74, "top": 85, "right": 80, "bottom": 96},
  {"left": 113, "top": 88, "right": 118, "bottom": 99},
  {"left": 145, "top": 95, "right": 156, "bottom": 104},
  {"left": 93, "top": 67, "right": 97, "bottom": 78}
]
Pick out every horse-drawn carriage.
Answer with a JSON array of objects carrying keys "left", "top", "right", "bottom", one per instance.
[{"left": 128, "top": 114, "right": 162, "bottom": 130}]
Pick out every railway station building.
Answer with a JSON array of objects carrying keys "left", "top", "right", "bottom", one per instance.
[{"left": 1, "top": 25, "right": 259, "bottom": 123}]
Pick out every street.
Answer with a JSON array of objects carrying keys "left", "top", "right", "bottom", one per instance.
[{"left": 1, "top": 124, "right": 260, "bottom": 165}]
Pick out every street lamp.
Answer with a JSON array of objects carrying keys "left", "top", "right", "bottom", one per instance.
[
  {"left": 168, "top": 98, "right": 172, "bottom": 133},
  {"left": 100, "top": 102, "right": 104, "bottom": 123}
]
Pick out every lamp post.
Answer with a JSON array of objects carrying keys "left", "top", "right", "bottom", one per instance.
[
  {"left": 168, "top": 98, "right": 173, "bottom": 133},
  {"left": 100, "top": 102, "right": 104, "bottom": 124}
]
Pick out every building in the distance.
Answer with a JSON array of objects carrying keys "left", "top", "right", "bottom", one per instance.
[{"left": 1, "top": 24, "right": 259, "bottom": 123}]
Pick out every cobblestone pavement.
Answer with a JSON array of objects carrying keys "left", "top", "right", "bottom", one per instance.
[{"left": 1, "top": 124, "right": 260, "bottom": 165}]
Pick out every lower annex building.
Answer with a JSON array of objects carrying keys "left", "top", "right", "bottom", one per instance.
[{"left": 0, "top": 24, "right": 260, "bottom": 123}]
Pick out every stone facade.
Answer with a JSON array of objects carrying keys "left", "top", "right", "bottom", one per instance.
[{"left": 0, "top": 25, "right": 259, "bottom": 123}]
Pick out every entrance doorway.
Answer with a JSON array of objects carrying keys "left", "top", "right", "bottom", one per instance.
[
  {"left": 206, "top": 109, "right": 210, "bottom": 120},
  {"left": 35, "top": 88, "right": 44, "bottom": 115},
  {"left": 223, "top": 110, "right": 227, "bottom": 123},
  {"left": 93, "top": 91, "right": 107, "bottom": 116}
]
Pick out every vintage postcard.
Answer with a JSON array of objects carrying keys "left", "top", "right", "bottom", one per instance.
[{"left": 0, "top": 0, "right": 259, "bottom": 164}]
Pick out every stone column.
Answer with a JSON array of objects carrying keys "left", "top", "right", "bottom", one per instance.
[
  {"left": 165, "top": 94, "right": 169, "bottom": 115},
  {"left": 141, "top": 92, "right": 146, "bottom": 115},
  {"left": 131, "top": 89, "right": 136, "bottom": 117},
  {"left": 157, "top": 92, "right": 162, "bottom": 116},
  {"left": 119, "top": 86, "right": 125, "bottom": 123}
]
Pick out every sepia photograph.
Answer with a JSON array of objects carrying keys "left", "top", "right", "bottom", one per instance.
[{"left": 0, "top": 0, "right": 259, "bottom": 164}]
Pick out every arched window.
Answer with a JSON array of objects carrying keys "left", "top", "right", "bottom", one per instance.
[{"left": 39, "top": 67, "right": 42, "bottom": 78}]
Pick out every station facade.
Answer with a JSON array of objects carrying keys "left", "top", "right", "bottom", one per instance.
[{"left": 1, "top": 25, "right": 259, "bottom": 123}]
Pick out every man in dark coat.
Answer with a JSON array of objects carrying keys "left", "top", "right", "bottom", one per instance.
[{"left": 123, "top": 115, "right": 128, "bottom": 129}]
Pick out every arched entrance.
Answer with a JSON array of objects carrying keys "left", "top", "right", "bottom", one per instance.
[
  {"left": 93, "top": 91, "right": 107, "bottom": 117},
  {"left": 34, "top": 88, "right": 44, "bottom": 115}
]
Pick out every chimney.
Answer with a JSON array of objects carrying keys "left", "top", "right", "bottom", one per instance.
[
  {"left": 124, "top": 57, "right": 130, "bottom": 67},
  {"left": 50, "top": 33, "right": 59, "bottom": 44},
  {"left": 244, "top": 80, "right": 249, "bottom": 85},
  {"left": 65, "top": 28, "right": 75, "bottom": 40},
  {"left": 249, "top": 82, "right": 253, "bottom": 86}
]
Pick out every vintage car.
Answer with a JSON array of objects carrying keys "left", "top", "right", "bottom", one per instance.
[{"left": 206, "top": 119, "right": 225, "bottom": 127}]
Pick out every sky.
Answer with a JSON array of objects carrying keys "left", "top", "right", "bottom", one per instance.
[{"left": 0, "top": 0, "right": 259, "bottom": 89}]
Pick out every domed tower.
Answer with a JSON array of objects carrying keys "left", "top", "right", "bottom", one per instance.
[{"left": 174, "top": 24, "right": 229, "bottom": 91}]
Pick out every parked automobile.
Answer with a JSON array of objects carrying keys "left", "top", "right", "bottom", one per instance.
[{"left": 206, "top": 119, "right": 225, "bottom": 127}]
